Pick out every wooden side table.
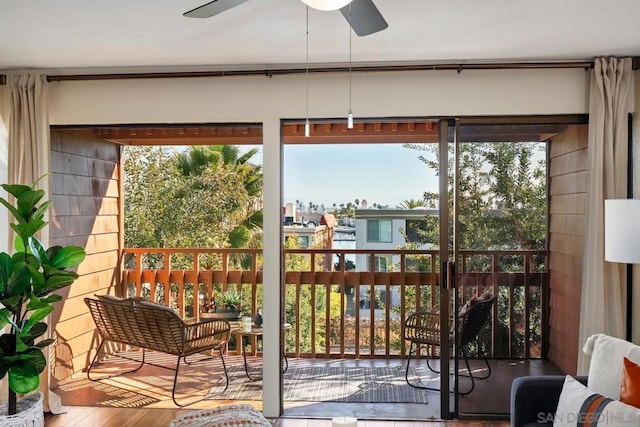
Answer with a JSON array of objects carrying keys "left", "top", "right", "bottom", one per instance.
[{"left": 232, "top": 322, "right": 291, "bottom": 381}]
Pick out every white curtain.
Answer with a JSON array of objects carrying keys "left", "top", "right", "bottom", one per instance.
[
  {"left": 578, "top": 57, "right": 632, "bottom": 374},
  {"left": 5, "top": 73, "right": 61, "bottom": 413}
]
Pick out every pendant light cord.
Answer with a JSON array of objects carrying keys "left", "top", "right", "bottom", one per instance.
[
  {"left": 306, "top": 6, "right": 309, "bottom": 121},
  {"left": 348, "top": 3, "right": 352, "bottom": 114}
]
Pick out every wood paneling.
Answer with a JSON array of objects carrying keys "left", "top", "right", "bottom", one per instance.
[
  {"left": 547, "top": 124, "right": 588, "bottom": 375},
  {"left": 50, "top": 130, "right": 121, "bottom": 382}
]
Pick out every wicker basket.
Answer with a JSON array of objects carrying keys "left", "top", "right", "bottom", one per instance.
[{"left": 0, "top": 392, "right": 44, "bottom": 427}]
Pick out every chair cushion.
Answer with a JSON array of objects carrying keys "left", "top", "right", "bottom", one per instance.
[
  {"left": 96, "top": 294, "right": 135, "bottom": 305},
  {"left": 136, "top": 299, "right": 178, "bottom": 314},
  {"left": 583, "top": 334, "right": 640, "bottom": 399}
]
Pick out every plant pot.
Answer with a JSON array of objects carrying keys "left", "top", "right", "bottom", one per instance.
[
  {"left": 0, "top": 391, "right": 44, "bottom": 427},
  {"left": 201, "top": 309, "right": 241, "bottom": 320}
]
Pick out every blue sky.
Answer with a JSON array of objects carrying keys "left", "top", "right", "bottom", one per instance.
[{"left": 282, "top": 144, "right": 439, "bottom": 208}]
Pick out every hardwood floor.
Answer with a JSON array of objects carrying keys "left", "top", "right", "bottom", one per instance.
[
  {"left": 49, "top": 355, "right": 559, "bottom": 425},
  {"left": 44, "top": 407, "right": 509, "bottom": 427}
]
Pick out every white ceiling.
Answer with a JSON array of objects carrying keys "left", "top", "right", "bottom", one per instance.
[{"left": 1, "top": 0, "right": 639, "bottom": 72}]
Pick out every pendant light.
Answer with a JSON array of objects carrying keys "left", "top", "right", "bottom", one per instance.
[
  {"left": 304, "top": 6, "right": 310, "bottom": 137},
  {"left": 347, "top": 2, "right": 354, "bottom": 129},
  {"left": 300, "top": 0, "right": 352, "bottom": 11}
]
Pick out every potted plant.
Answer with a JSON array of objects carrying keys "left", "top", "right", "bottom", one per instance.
[
  {"left": 200, "top": 289, "right": 242, "bottom": 320},
  {"left": 218, "top": 288, "right": 242, "bottom": 313},
  {"left": 0, "top": 179, "right": 86, "bottom": 418}
]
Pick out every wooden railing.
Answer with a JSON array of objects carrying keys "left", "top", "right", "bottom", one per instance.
[{"left": 121, "top": 248, "right": 546, "bottom": 359}]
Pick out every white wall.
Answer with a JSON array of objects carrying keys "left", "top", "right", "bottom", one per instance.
[
  {"left": 47, "top": 68, "right": 589, "bottom": 124},
  {"left": 21, "top": 67, "right": 591, "bottom": 416}
]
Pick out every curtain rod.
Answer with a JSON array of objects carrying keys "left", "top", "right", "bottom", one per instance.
[{"left": 0, "top": 61, "right": 597, "bottom": 84}]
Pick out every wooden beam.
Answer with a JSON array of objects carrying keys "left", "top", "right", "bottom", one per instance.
[{"left": 283, "top": 121, "right": 439, "bottom": 144}]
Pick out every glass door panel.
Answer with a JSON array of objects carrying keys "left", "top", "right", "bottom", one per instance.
[{"left": 454, "top": 120, "right": 553, "bottom": 417}]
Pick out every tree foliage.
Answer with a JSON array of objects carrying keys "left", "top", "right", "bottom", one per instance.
[
  {"left": 403, "top": 141, "right": 546, "bottom": 251},
  {"left": 123, "top": 145, "right": 263, "bottom": 265}
]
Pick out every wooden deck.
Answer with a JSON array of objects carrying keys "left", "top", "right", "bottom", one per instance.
[{"left": 50, "top": 354, "right": 560, "bottom": 425}]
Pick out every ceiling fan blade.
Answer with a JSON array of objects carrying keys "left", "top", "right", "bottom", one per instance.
[
  {"left": 340, "top": 0, "right": 388, "bottom": 36},
  {"left": 184, "top": 0, "right": 252, "bottom": 18}
]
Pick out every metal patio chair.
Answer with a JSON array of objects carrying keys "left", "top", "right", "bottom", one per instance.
[{"left": 403, "top": 294, "right": 495, "bottom": 395}]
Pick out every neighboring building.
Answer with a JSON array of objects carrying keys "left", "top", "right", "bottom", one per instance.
[
  {"left": 283, "top": 212, "right": 337, "bottom": 271},
  {"left": 354, "top": 208, "right": 436, "bottom": 272},
  {"left": 352, "top": 208, "right": 437, "bottom": 318}
]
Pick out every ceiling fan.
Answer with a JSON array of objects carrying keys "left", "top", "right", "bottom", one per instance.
[{"left": 183, "top": 0, "right": 388, "bottom": 36}]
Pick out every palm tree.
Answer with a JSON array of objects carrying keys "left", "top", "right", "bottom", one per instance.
[
  {"left": 398, "top": 198, "right": 427, "bottom": 209},
  {"left": 174, "top": 145, "right": 263, "bottom": 251}
]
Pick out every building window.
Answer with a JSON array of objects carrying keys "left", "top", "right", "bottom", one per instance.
[
  {"left": 406, "top": 219, "right": 428, "bottom": 243},
  {"left": 367, "top": 255, "right": 393, "bottom": 272},
  {"left": 367, "top": 219, "right": 392, "bottom": 243},
  {"left": 297, "top": 235, "right": 310, "bottom": 248},
  {"left": 376, "top": 255, "right": 391, "bottom": 272}
]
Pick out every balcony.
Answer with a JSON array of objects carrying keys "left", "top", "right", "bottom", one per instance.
[
  {"left": 121, "top": 247, "right": 547, "bottom": 360},
  {"left": 52, "top": 247, "right": 552, "bottom": 419}
]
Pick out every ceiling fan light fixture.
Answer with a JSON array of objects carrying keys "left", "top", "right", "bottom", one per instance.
[{"left": 300, "top": 0, "right": 352, "bottom": 11}]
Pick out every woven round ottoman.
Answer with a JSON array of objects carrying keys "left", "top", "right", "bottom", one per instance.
[{"left": 170, "top": 404, "right": 272, "bottom": 427}]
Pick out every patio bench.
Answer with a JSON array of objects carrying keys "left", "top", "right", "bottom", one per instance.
[{"left": 84, "top": 296, "right": 231, "bottom": 406}]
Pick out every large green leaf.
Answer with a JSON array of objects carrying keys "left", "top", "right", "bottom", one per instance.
[
  {"left": 39, "top": 273, "right": 78, "bottom": 295},
  {"left": 0, "top": 252, "right": 13, "bottom": 293},
  {"left": 9, "top": 351, "right": 44, "bottom": 394},
  {"left": 13, "top": 235, "right": 25, "bottom": 253},
  {"left": 47, "top": 246, "right": 86, "bottom": 268},
  {"left": 11, "top": 219, "right": 46, "bottom": 242},
  {"left": 0, "top": 308, "right": 17, "bottom": 330},
  {"left": 1, "top": 184, "right": 32, "bottom": 199},
  {"left": 30, "top": 200, "right": 53, "bottom": 225},
  {"left": 27, "top": 294, "right": 62, "bottom": 310},
  {"left": 7, "top": 266, "right": 30, "bottom": 297},
  {"left": 22, "top": 306, "right": 53, "bottom": 334},
  {"left": 0, "top": 197, "right": 25, "bottom": 224},
  {"left": 26, "top": 264, "right": 45, "bottom": 293},
  {"left": 35, "top": 338, "right": 54, "bottom": 349},
  {"left": 17, "top": 189, "right": 45, "bottom": 220},
  {"left": 28, "top": 237, "right": 48, "bottom": 263},
  {"left": 0, "top": 295, "right": 23, "bottom": 313}
]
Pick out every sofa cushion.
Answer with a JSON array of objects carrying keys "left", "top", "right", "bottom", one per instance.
[
  {"left": 583, "top": 333, "right": 640, "bottom": 399},
  {"left": 554, "top": 376, "right": 640, "bottom": 426},
  {"left": 620, "top": 356, "right": 640, "bottom": 408}
]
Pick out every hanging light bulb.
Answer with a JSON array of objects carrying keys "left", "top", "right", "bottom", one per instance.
[
  {"left": 346, "top": 3, "right": 354, "bottom": 129},
  {"left": 300, "top": 0, "right": 352, "bottom": 11},
  {"left": 305, "top": 6, "right": 310, "bottom": 137}
]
